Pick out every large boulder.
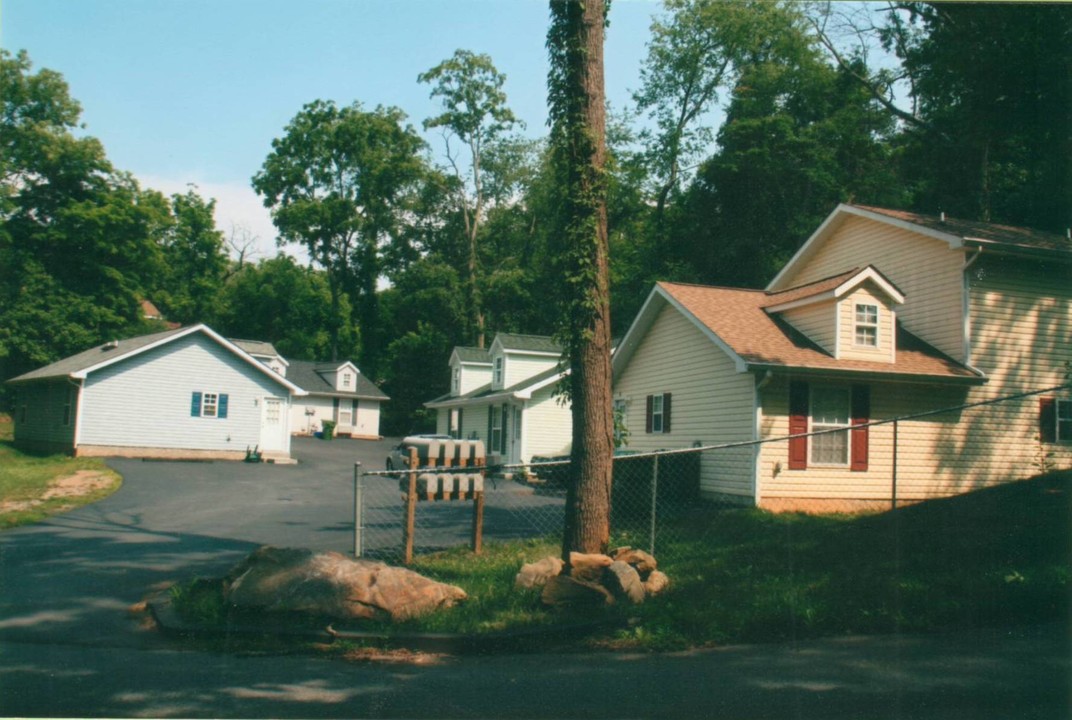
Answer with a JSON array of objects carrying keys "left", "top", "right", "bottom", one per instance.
[
  {"left": 224, "top": 546, "right": 467, "bottom": 622},
  {"left": 515, "top": 556, "right": 564, "bottom": 589}
]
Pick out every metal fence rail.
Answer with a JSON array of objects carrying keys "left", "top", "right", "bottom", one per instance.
[{"left": 354, "top": 384, "right": 1069, "bottom": 564}]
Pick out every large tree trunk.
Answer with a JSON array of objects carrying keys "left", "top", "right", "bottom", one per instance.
[{"left": 549, "top": 0, "right": 614, "bottom": 559}]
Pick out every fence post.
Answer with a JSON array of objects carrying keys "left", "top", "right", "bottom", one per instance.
[
  {"left": 649, "top": 454, "right": 659, "bottom": 557},
  {"left": 891, "top": 420, "right": 898, "bottom": 510},
  {"left": 353, "top": 462, "right": 363, "bottom": 557}
]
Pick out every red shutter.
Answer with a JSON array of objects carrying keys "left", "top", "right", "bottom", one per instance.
[
  {"left": 851, "top": 385, "right": 870, "bottom": 471},
  {"left": 663, "top": 393, "right": 672, "bottom": 433},
  {"left": 1040, "top": 397, "right": 1057, "bottom": 443},
  {"left": 645, "top": 395, "right": 654, "bottom": 434},
  {"left": 788, "top": 381, "right": 809, "bottom": 470}
]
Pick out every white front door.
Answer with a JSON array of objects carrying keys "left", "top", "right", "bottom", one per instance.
[{"left": 260, "top": 396, "right": 287, "bottom": 452}]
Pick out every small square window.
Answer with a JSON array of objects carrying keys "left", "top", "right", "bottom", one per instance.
[
  {"left": 202, "top": 393, "right": 219, "bottom": 418},
  {"left": 855, "top": 304, "right": 879, "bottom": 347}
]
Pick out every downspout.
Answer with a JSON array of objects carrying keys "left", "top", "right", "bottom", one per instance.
[{"left": 752, "top": 370, "right": 774, "bottom": 507}]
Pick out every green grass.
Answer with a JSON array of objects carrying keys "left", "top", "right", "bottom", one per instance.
[
  {"left": 0, "top": 413, "right": 123, "bottom": 528},
  {"left": 167, "top": 469, "right": 1071, "bottom": 653}
]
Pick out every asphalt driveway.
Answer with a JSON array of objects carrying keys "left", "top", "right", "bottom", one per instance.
[{"left": 0, "top": 437, "right": 1068, "bottom": 718}]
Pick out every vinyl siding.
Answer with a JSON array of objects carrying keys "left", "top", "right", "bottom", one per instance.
[
  {"left": 292, "top": 396, "right": 381, "bottom": 437},
  {"left": 781, "top": 300, "right": 837, "bottom": 355},
  {"left": 456, "top": 363, "right": 492, "bottom": 396},
  {"left": 78, "top": 334, "right": 291, "bottom": 453},
  {"left": 504, "top": 354, "right": 559, "bottom": 389},
  {"left": 837, "top": 285, "right": 896, "bottom": 363},
  {"left": 781, "top": 215, "right": 966, "bottom": 361},
  {"left": 614, "top": 303, "right": 756, "bottom": 498},
  {"left": 521, "top": 385, "right": 572, "bottom": 462},
  {"left": 12, "top": 380, "right": 78, "bottom": 452}
]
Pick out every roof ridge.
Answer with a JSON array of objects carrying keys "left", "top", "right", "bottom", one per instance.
[
  {"left": 659, "top": 280, "right": 767, "bottom": 293},
  {"left": 763, "top": 267, "right": 861, "bottom": 298}
]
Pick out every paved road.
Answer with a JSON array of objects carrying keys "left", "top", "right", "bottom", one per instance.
[{"left": 0, "top": 437, "right": 1067, "bottom": 718}]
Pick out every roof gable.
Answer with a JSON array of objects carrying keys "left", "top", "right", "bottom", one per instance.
[
  {"left": 490, "top": 333, "right": 562, "bottom": 356},
  {"left": 614, "top": 280, "right": 982, "bottom": 384},
  {"left": 769, "top": 204, "right": 1071, "bottom": 291},
  {"left": 450, "top": 346, "right": 491, "bottom": 365},
  {"left": 764, "top": 266, "right": 905, "bottom": 313}
]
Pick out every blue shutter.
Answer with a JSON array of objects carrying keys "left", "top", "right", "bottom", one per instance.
[
  {"left": 191, "top": 392, "right": 202, "bottom": 417},
  {"left": 218, "top": 394, "right": 229, "bottom": 419}
]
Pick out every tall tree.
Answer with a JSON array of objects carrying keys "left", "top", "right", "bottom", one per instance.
[
  {"left": 547, "top": 0, "right": 615, "bottom": 557},
  {"left": 0, "top": 50, "right": 168, "bottom": 384},
  {"left": 252, "top": 100, "right": 426, "bottom": 374},
  {"left": 419, "top": 50, "right": 521, "bottom": 348},
  {"left": 156, "top": 187, "right": 228, "bottom": 325},
  {"left": 633, "top": 0, "right": 810, "bottom": 223}
]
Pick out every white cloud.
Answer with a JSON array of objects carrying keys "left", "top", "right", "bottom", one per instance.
[{"left": 137, "top": 174, "right": 308, "bottom": 264}]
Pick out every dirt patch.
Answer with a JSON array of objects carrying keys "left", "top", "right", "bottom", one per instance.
[{"left": 0, "top": 470, "right": 115, "bottom": 514}]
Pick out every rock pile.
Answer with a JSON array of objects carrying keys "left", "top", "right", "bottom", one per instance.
[
  {"left": 223, "top": 546, "right": 467, "bottom": 622},
  {"left": 515, "top": 547, "right": 670, "bottom": 607}
]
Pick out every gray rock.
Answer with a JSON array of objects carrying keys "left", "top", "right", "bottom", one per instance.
[
  {"left": 603, "top": 561, "right": 646, "bottom": 604},
  {"left": 224, "top": 546, "right": 467, "bottom": 622},
  {"left": 515, "top": 556, "right": 564, "bottom": 590}
]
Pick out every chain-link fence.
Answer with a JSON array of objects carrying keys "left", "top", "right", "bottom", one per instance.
[{"left": 354, "top": 384, "right": 1069, "bottom": 565}]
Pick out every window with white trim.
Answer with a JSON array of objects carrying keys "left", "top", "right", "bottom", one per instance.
[
  {"left": 1059, "top": 399, "right": 1072, "bottom": 442},
  {"left": 201, "top": 393, "right": 219, "bottom": 418},
  {"left": 490, "top": 407, "right": 503, "bottom": 451},
  {"left": 341, "top": 372, "right": 352, "bottom": 389},
  {"left": 854, "top": 303, "right": 879, "bottom": 347},
  {"left": 651, "top": 395, "right": 665, "bottom": 433},
  {"left": 452, "top": 367, "right": 461, "bottom": 394},
  {"left": 810, "top": 386, "right": 851, "bottom": 465},
  {"left": 493, "top": 357, "right": 503, "bottom": 386}
]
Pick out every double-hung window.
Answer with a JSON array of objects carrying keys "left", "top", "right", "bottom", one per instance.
[
  {"left": 191, "top": 391, "right": 228, "bottom": 419},
  {"left": 1060, "top": 400, "right": 1072, "bottom": 442},
  {"left": 810, "top": 386, "right": 851, "bottom": 465},
  {"left": 1043, "top": 397, "right": 1072, "bottom": 443},
  {"left": 854, "top": 304, "right": 879, "bottom": 347},
  {"left": 493, "top": 357, "right": 504, "bottom": 386}
]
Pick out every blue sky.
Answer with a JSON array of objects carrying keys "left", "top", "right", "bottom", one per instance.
[{"left": 3, "top": 0, "right": 664, "bottom": 259}]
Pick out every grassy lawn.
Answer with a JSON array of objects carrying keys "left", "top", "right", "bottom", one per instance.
[
  {"left": 169, "top": 469, "right": 1070, "bottom": 653},
  {"left": 0, "top": 413, "right": 123, "bottom": 529}
]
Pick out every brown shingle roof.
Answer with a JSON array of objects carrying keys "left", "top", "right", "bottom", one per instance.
[{"left": 658, "top": 281, "right": 982, "bottom": 382}]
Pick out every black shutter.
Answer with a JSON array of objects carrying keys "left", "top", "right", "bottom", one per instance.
[
  {"left": 645, "top": 395, "right": 653, "bottom": 434},
  {"left": 1040, "top": 397, "right": 1057, "bottom": 443},
  {"left": 663, "top": 393, "right": 672, "bottom": 433}
]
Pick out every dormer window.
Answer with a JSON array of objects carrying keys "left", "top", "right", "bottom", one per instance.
[
  {"left": 494, "top": 357, "right": 503, "bottom": 386},
  {"left": 453, "top": 367, "right": 460, "bottom": 394},
  {"left": 342, "top": 372, "right": 352, "bottom": 389},
  {"left": 854, "top": 304, "right": 879, "bottom": 347}
]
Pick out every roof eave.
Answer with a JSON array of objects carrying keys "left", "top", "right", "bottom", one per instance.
[{"left": 745, "top": 362, "right": 988, "bottom": 386}]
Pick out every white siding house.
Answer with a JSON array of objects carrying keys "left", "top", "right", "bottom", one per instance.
[
  {"left": 8, "top": 325, "right": 305, "bottom": 460},
  {"left": 426, "top": 334, "right": 572, "bottom": 465},
  {"left": 285, "top": 360, "right": 388, "bottom": 439}
]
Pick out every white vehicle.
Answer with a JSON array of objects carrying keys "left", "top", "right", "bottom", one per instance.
[{"left": 385, "top": 435, "right": 452, "bottom": 470}]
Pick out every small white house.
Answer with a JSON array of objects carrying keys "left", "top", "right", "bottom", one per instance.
[
  {"left": 285, "top": 360, "right": 388, "bottom": 438},
  {"left": 425, "top": 334, "right": 573, "bottom": 465},
  {"left": 7, "top": 325, "right": 306, "bottom": 460}
]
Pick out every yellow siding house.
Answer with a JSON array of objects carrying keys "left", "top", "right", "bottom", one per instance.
[{"left": 613, "top": 204, "right": 1072, "bottom": 511}]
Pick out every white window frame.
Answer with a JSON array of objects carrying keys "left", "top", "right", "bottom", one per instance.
[
  {"left": 809, "top": 386, "right": 851, "bottom": 467},
  {"left": 201, "top": 392, "right": 219, "bottom": 418},
  {"left": 449, "top": 408, "right": 462, "bottom": 439},
  {"left": 341, "top": 372, "right": 352, "bottom": 389},
  {"left": 651, "top": 395, "right": 665, "bottom": 434},
  {"left": 490, "top": 407, "right": 503, "bottom": 452},
  {"left": 493, "top": 357, "right": 503, "bottom": 386},
  {"left": 854, "top": 303, "right": 879, "bottom": 348},
  {"left": 1058, "top": 399, "right": 1072, "bottom": 443},
  {"left": 452, "top": 367, "right": 461, "bottom": 394}
]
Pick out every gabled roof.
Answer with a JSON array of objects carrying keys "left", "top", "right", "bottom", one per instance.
[
  {"left": 763, "top": 266, "right": 905, "bottom": 313},
  {"left": 769, "top": 204, "right": 1072, "bottom": 291},
  {"left": 426, "top": 363, "right": 566, "bottom": 408},
  {"left": 287, "top": 360, "right": 389, "bottom": 401},
  {"left": 7, "top": 325, "right": 306, "bottom": 394},
  {"left": 451, "top": 346, "right": 491, "bottom": 365},
  {"left": 230, "top": 338, "right": 285, "bottom": 360},
  {"left": 613, "top": 281, "right": 984, "bottom": 385},
  {"left": 492, "top": 333, "right": 562, "bottom": 355}
]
